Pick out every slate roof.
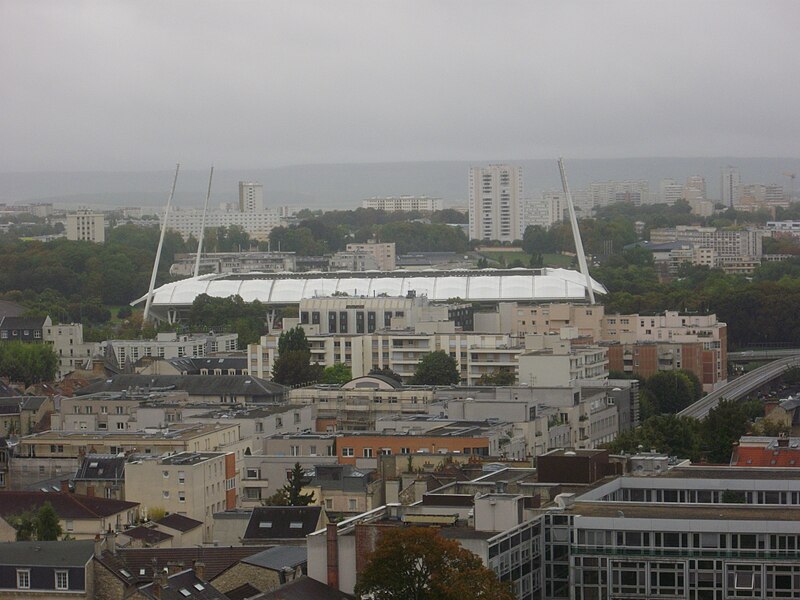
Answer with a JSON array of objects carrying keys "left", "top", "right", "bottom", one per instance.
[
  {"left": 157, "top": 513, "right": 204, "bottom": 532},
  {"left": 243, "top": 507, "right": 322, "bottom": 541},
  {"left": 0, "top": 300, "right": 25, "bottom": 319},
  {"left": 251, "top": 576, "right": 354, "bottom": 600},
  {"left": 0, "top": 316, "right": 49, "bottom": 330},
  {"left": 0, "top": 396, "right": 49, "bottom": 414},
  {"left": 137, "top": 569, "right": 228, "bottom": 600},
  {"left": 112, "top": 547, "right": 271, "bottom": 583},
  {"left": 121, "top": 526, "right": 173, "bottom": 545},
  {"left": 0, "top": 491, "right": 138, "bottom": 519},
  {"left": 225, "top": 582, "right": 262, "bottom": 600},
  {"left": 0, "top": 381, "right": 16, "bottom": 398},
  {"left": 241, "top": 546, "right": 307, "bottom": 571},
  {"left": 75, "top": 374, "right": 287, "bottom": 399},
  {"left": 0, "top": 539, "right": 95, "bottom": 567},
  {"left": 74, "top": 455, "right": 126, "bottom": 481}
]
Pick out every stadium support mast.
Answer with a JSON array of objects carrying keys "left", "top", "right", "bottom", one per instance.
[
  {"left": 143, "top": 163, "right": 180, "bottom": 324},
  {"left": 558, "top": 157, "right": 596, "bottom": 304},
  {"left": 193, "top": 165, "right": 214, "bottom": 278}
]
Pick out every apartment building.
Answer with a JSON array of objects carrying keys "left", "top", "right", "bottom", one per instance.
[
  {"left": 240, "top": 454, "right": 338, "bottom": 506},
  {"left": 649, "top": 225, "right": 763, "bottom": 273},
  {"left": 469, "top": 164, "right": 523, "bottom": 242},
  {"left": 238, "top": 181, "right": 264, "bottom": 212},
  {"left": 169, "top": 251, "right": 297, "bottom": 277},
  {"left": 66, "top": 210, "right": 106, "bottom": 243},
  {"left": 164, "top": 207, "right": 283, "bottom": 242},
  {"left": 517, "top": 336, "right": 609, "bottom": 387},
  {"left": 589, "top": 180, "right": 650, "bottom": 207},
  {"left": 603, "top": 310, "right": 727, "bottom": 391},
  {"left": 125, "top": 451, "right": 236, "bottom": 541},
  {"left": 361, "top": 195, "right": 443, "bottom": 212},
  {"left": 103, "top": 331, "right": 238, "bottom": 370},
  {"left": 41, "top": 322, "right": 99, "bottom": 379},
  {"left": 344, "top": 241, "right": 396, "bottom": 271},
  {"left": 485, "top": 302, "right": 604, "bottom": 338}
]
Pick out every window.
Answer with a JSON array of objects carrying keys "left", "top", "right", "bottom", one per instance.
[
  {"left": 325, "top": 498, "right": 333, "bottom": 509},
  {"left": 55, "top": 570, "right": 69, "bottom": 590},
  {"left": 178, "top": 470, "right": 185, "bottom": 484},
  {"left": 342, "top": 447, "right": 354, "bottom": 457},
  {"left": 163, "top": 490, "right": 170, "bottom": 499},
  {"left": 349, "top": 499, "right": 357, "bottom": 510},
  {"left": 294, "top": 412, "right": 301, "bottom": 424},
  {"left": 179, "top": 492, "right": 185, "bottom": 502},
  {"left": 65, "top": 520, "right": 74, "bottom": 531},
  {"left": 289, "top": 521, "right": 303, "bottom": 529},
  {"left": 363, "top": 448, "right": 373, "bottom": 457},
  {"left": 246, "top": 468, "right": 259, "bottom": 479},
  {"left": 17, "top": 569, "right": 30, "bottom": 589}
]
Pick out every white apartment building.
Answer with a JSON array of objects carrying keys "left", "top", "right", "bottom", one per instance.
[
  {"left": 649, "top": 225, "right": 763, "bottom": 272},
  {"left": 164, "top": 207, "right": 283, "bottom": 242},
  {"left": 659, "top": 178, "right": 684, "bottom": 205},
  {"left": 361, "top": 196, "right": 443, "bottom": 212},
  {"left": 43, "top": 322, "right": 99, "bottom": 379},
  {"left": 66, "top": 210, "right": 106, "bottom": 243},
  {"left": 103, "top": 331, "right": 238, "bottom": 370},
  {"left": 522, "top": 192, "right": 566, "bottom": 230},
  {"left": 238, "top": 181, "right": 264, "bottom": 212},
  {"left": 685, "top": 175, "right": 707, "bottom": 198},
  {"left": 468, "top": 164, "right": 523, "bottom": 242},
  {"left": 344, "top": 241, "right": 396, "bottom": 271},
  {"left": 721, "top": 165, "right": 741, "bottom": 206}
]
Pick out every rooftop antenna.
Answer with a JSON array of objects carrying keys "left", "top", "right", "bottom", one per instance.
[
  {"left": 193, "top": 165, "right": 214, "bottom": 278},
  {"left": 143, "top": 163, "right": 180, "bottom": 324},
  {"left": 558, "top": 157, "right": 596, "bottom": 304}
]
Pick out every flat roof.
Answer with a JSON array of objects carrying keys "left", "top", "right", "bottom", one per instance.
[
  {"left": 20, "top": 423, "right": 237, "bottom": 442},
  {"left": 569, "top": 501, "right": 800, "bottom": 522}
]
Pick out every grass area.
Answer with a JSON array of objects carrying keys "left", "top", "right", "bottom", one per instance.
[{"left": 478, "top": 250, "right": 574, "bottom": 268}]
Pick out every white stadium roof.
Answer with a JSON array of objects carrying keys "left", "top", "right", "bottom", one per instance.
[{"left": 133, "top": 268, "right": 606, "bottom": 315}]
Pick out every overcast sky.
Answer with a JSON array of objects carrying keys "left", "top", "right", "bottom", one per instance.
[{"left": 1, "top": 0, "right": 798, "bottom": 172}]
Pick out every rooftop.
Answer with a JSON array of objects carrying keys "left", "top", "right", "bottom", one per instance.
[
  {"left": 156, "top": 513, "right": 204, "bottom": 532},
  {"left": 0, "top": 540, "right": 95, "bottom": 567},
  {"left": 568, "top": 501, "right": 800, "bottom": 522},
  {"left": 240, "top": 545, "right": 308, "bottom": 570},
  {"left": 75, "top": 374, "right": 287, "bottom": 399},
  {"left": 20, "top": 422, "right": 238, "bottom": 442},
  {"left": 243, "top": 506, "right": 323, "bottom": 540},
  {"left": 0, "top": 491, "right": 138, "bottom": 519}
]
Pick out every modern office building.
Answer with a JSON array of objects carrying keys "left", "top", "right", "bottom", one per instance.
[{"left": 469, "top": 164, "right": 523, "bottom": 242}]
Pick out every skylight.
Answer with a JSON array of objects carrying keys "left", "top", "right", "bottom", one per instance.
[
  {"left": 89, "top": 462, "right": 99, "bottom": 468},
  {"left": 259, "top": 521, "right": 272, "bottom": 528},
  {"left": 120, "top": 569, "right": 131, "bottom": 578},
  {"left": 289, "top": 522, "right": 303, "bottom": 528},
  {"left": 179, "top": 588, "right": 191, "bottom": 597},
  {"left": 193, "top": 583, "right": 205, "bottom": 591}
]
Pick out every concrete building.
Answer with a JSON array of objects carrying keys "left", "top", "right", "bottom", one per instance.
[
  {"left": 125, "top": 451, "right": 237, "bottom": 540},
  {"left": 649, "top": 225, "right": 763, "bottom": 273},
  {"left": 103, "top": 332, "right": 239, "bottom": 370},
  {"left": 590, "top": 180, "right": 650, "bottom": 207},
  {"left": 0, "top": 315, "right": 51, "bottom": 343},
  {"left": 721, "top": 165, "right": 741, "bottom": 206},
  {"left": 169, "top": 251, "right": 297, "bottom": 277},
  {"left": 469, "top": 164, "right": 523, "bottom": 242},
  {"left": 522, "top": 192, "right": 566, "bottom": 230},
  {"left": 43, "top": 322, "right": 99, "bottom": 379},
  {"left": 344, "top": 241, "right": 396, "bottom": 271},
  {"left": 517, "top": 336, "right": 609, "bottom": 387},
  {"left": 238, "top": 181, "right": 264, "bottom": 213},
  {"left": 361, "top": 195, "right": 443, "bottom": 212},
  {"left": 328, "top": 250, "right": 380, "bottom": 272},
  {"left": 659, "top": 178, "right": 684, "bottom": 205},
  {"left": 164, "top": 207, "right": 283, "bottom": 242},
  {"left": 241, "top": 454, "right": 338, "bottom": 507},
  {"left": 66, "top": 210, "right": 106, "bottom": 243}
]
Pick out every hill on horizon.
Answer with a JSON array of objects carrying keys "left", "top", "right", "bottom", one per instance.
[{"left": 1, "top": 157, "right": 798, "bottom": 210}]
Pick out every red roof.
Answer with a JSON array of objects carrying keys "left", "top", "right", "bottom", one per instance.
[
  {"left": 0, "top": 491, "right": 139, "bottom": 519},
  {"left": 731, "top": 446, "right": 800, "bottom": 467}
]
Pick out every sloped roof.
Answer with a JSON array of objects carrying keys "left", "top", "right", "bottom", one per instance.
[
  {"left": 75, "top": 374, "right": 287, "bottom": 399},
  {"left": 243, "top": 507, "right": 322, "bottom": 541},
  {"left": 74, "top": 455, "right": 126, "bottom": 481},
  {"left": 0, "top": 540, "right": 95, "bottom": 567},
  {"left": 252, "top": 576, "right": 354, "bottom": 600},
  {"left": 157, "top": 513, "right": 203, "bottom": 533},
  {"left": 112, "top": 547, "right": 271, "bottom": 583},
  {"left": 241, "top": 546, "right": 307, "bottom": 571},
  {"left": 120, "top": 526, "right": 173, "bottom": 545},
  {"left": 0, "top": 300, "right": 25, "bottom": 319},
  {"left": 731, "top": 446, "right": 800, "bottom": 467},
  {"left": 0, "top": 396, "right": 49, "bottom": 414},
  {"left": 0, "top": 491, "right": 138, "bottom": 519},
  {"left": 225, "top": 583, "right": 262, "bottom": 600},
  {"left": 137, "top": 569, "right": 228, "bottom": 600},
  {"left": 0, "top": 316, "right": 48, "bottom": 330}
]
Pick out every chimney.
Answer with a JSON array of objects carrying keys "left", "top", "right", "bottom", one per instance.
[
  {"left": 193, "top": 561, "right": 205, "bottom": 581},
  {"left": 106, "top": 527, "right": 116, "bottom": 555},
  {"left": 167, "top": 561, "right": 182, "bottom": 575},
  {"left": 94, "top": 534, "right": 103, "bottom": 557},
  {"left": 326, "top": 523, "right": 339, "bottom": 590},
  {"left": 60, "top": 479, "right": 70, "bottom": 493}
]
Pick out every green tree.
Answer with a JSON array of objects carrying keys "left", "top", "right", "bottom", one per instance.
[
  {"left": 640, "top": 370, "right": 701, "bottom": 417},
  {"left": 607, "top": 414, "right": 702, "bottom": 461},
  {"left": 476, "top": 369, "right": 516, "bottom": 386},
  {"left": 0, "top": 342, "right": 59, "bottom": 385},
  {"left": 320, "top": 363, "right": 352, "bottom": 384},
  {"left": 266, "top": 463, "right": 316, "bottom": 506},
  {"left": 701, "top": 399, "right": 755, "bottom": 464},
  {"left": 278, "top": 326, "right": 311, "bottom": 354},
  {"left": 410, "top": 351, "right": 461, "bottom": 386},
  {"left": 368, "top": 367, "right": 403, "bottom": 384},
  {"left": 9, "top": 502, "right": 63, "bottom": 541},
  {"left": 272, "top": 350, "right": 323, "bottom": 387},
  {"left": 354, "top": 526, "right": 515, "bottom": 600}
]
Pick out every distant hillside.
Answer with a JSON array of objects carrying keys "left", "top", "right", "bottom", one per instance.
[{"left": 1, "top": 157, "right": 798, "bottom": 209}]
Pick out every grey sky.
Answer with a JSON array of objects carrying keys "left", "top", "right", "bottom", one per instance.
[{"left": 1, "top": 0, "right": 798, "bottom": 172}]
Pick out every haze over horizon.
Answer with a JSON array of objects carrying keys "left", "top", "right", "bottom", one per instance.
[{"left": 2, "top": 1, "right": 799, "bottom": 174}]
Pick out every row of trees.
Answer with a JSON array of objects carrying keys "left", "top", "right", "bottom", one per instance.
[{"left": 607, "top": 399, "right": 762, "bottom": 464}]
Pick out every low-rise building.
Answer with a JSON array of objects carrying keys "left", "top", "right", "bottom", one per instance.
[
  {"left": 361, "top": 195, "right": 443, "bottom": 213},
  {"left": 210, "top": 546, "right": 306, "bottom": 597},
  {"left": 517, "top": 336, "right": 608, "bottom": 387},
  {"left": 304, "top": 464, "right": 383, "bottom": 516},
  {"left": 0, "top": 540, "right": 97, "bottom": 598},
  {"left": 42, "top": 322, "right": 99, "bottom": 379},
  {"left": 0, "top": 315, "right": 51, "bottom": 344},
  {"left": 240, "top": 454, "right": 338, "bottom": 507},
  {"left": 72, "top": 454, "right": 126, "bottom": 500},
  {"left": 0, "top": 396, "right": 52, "bottom": 436},
  {"left": 103, "top": 332, "right": 239, "bottom": 370},
  {"left": 66, "top": 210, "right": 106, "bottom": 243}
]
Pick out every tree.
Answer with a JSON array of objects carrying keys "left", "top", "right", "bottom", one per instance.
[
  {"left": 701, "top": 399, "right": 755, "bottom": 464},
  {"left": 369, "top": 367, "right": 403, "bottom": 384},
  {"left": 9, "top": 502, "right": 63, "bottom": 541},
  {"left": 476, "top": 369, "right": 516, "bottom": 386},
  {"left": 639, "top": 370, "right": 701, "bottom": 418},
  {"left": 272, "top": 350, "right": 323, "bottom": 386},
  {"left": 410, "top": 351, "right": 460, "bottom": 386},
  {"left": 265, "top": 462, "right": 316, "bottom": 506},
  {"left": 0, "top": 341, "right": 59, "bottom": 385},
  {"left": 354, "top": 526, "right": 515, "bottom": 600},
  {"left": 278, "top": 326, "right": 310, "bottom": 354},
  {"left": 320, "top": 363, "right": 352, "bottom": 384}
]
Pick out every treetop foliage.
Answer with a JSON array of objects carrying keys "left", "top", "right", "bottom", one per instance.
[
  {"left": 0, "top": 342, "right": 59, "bottom": 386},
  {"left": 410, "top": 350, "right": 461, "bottom": 386}
]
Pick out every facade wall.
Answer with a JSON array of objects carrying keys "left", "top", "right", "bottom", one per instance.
[
  {"left": 334, "top": 434, "right": 489, "bottom": 465},
  {"left": 66, "top": 212, "right": 105, "bottom": 243},
  {"left": 212, "top": 563, "right": 286, "bottom": 595},
  {"left": 469, "top": 165, "right": 523, "bottom": 242}
]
